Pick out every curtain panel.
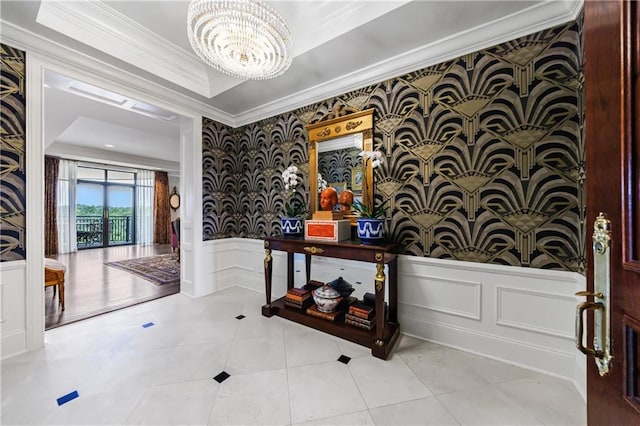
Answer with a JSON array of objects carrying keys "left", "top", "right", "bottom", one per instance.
[
  {"left": 57, "top": 159, "right": 77, "bottom": 254},
  {"left": 153, "top": 171, "right": 170, "bottom": 244},
  {"left": 44, "top": 156, "right": 59, "bottom": 256},
  {"left": 135, "top": 169, "right": 154, "bottom": 245}
]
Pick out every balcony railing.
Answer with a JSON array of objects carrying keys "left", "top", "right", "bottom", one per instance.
[{"left": 76, "top": 215, "right": 133, "bottom": 248}]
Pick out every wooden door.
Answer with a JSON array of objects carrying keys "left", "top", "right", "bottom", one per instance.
[{"left": 584, "top": 1, "right": 640, "bottom": 423}]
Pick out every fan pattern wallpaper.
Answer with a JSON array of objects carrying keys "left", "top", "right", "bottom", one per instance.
[
  {"left": 0, "top": 44, "right": 27, "bottom": 262},
  {"left": 318, "top": 148, "right": 361, "bottom": 194},
  {"left": 203, "top": 18, "right": 584, "bottom": 273}
]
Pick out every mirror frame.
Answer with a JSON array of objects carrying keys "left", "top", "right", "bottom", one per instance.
[
  {"left": 306, "top": 108, "right": 375, "bottom": 218},
  {"left": 169, "top": 186, "right": 180, "bottom": 211}
]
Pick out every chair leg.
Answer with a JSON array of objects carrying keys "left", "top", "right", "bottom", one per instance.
[{"left": 59, "top": 281, "right": 65, "bottom": 311}]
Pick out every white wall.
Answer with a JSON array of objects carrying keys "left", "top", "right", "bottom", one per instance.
[{"left": 203, "top": 237, "right": 586, "bottom": 398}]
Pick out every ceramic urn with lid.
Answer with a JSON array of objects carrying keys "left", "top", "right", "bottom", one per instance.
[{"left": 313, "top": 285, "right": 343, "bottom": 313}]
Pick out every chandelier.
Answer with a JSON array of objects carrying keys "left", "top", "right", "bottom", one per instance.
[{"left": 187, "top": 0, "right": 292, "bottom": 80}]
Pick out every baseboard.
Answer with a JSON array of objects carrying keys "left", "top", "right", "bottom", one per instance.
[
  {"left": 1, "top": 330, "right": 27, "bottom": 360},
  {"left": 400, "top": 315, "right": 576, "bottom": 379}
]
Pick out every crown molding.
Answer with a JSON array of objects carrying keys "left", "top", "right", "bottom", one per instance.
[
  {"left": 2, "top": 0, "right": 583, "bottom": 128},
  {"left": 0, "top": 20, "right": 234, "bottom": 126},
  {"left": 35, "top": 0, "right": 217, "bottom": 98},
  {"left": 233, "top": 0, "right": 584, "bottom": 126}
]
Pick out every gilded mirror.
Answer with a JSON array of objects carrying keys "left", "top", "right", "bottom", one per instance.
[
  {"left": 307, "top": 109, "right": 374, "bottom": 221},
  {"left": 169, "top": 186, "right": 180, "bottom": 211}
]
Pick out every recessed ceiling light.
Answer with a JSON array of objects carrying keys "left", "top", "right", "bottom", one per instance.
[{"left": 105, "top": 144, "right": 115, "bottom": 148}]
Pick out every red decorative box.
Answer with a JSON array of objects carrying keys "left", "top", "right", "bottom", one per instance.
[{"left": 304, "top": 220, "right": 351, "bottom": 242}]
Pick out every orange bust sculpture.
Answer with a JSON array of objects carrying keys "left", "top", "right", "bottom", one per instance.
[
  {"left": 320, "top": 187, "right": 338, "bottom": 211},
  {"left": 339, "top": 189, "right": 354, "bottom": 211}
]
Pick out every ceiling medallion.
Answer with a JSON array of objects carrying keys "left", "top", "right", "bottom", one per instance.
[{"left": 187, "top": 0, "right": 292, "bottom": 80}]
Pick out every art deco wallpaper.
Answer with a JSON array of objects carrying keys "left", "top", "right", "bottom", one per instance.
[
  {"left": 0, "top": 44, "right": 27, "bottom": 262},
  {"left": 203, "top": 19, "right": 584, "bottom": 273}
]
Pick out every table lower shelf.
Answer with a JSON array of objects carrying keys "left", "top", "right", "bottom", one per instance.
[{"left": 262, "top": 296, "right": 400, "bottom": 360}]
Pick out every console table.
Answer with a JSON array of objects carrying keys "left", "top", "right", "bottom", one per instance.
[{"left": 262, "top": 236, "right": 399, "bottom": 360}]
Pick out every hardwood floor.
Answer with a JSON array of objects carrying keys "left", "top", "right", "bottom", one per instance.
[{"left": 45, "top": 244, "right": 179, "bottom": 330}]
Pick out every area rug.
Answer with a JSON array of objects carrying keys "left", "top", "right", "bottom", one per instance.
[{"left": 105, "top": 253, "right": 179, "bottom": 285}]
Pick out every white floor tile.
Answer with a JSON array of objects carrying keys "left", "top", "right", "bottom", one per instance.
[
  {"left": 43, "top": 387, "right": 146, "bottom": 425},
  {"left": 285, "top": 329, "right": 343, "bottom": 367},
  {"left": 78, "top": 348, "right": 175, "bottom": 398},
  {"left": 288, "top": 361, "right": 367, "bottom": 424},
  {"left": 436, "top": 384, "right": 543, "bottom": 425},
  {"left": 125, "top": 379, "right": 218, "bottom": 425},
  {"left": 178, "top": 318, "right": 239, "bottom": 345},
  {"left": 368, "top": 397, "right": 459, "bottom": 425},
  {"left": 399, "top": 343, "right": 493, "bottom": 395},
  {"left": 234, "top": 315, "right": 286, "bottom": 341},
  {"left": 332, "top": 337, "right": 372, "bottom": 359},
  {"left": 151, "top": 341, "right": 232, "bottom": 386},
  {"left": 496, "top": 374, "right": 586, "bottom": 425},
  {"left": 292, "top": 410, "right": 375, "bottom": 426},
  {"left": 120, "top": 319, "right": 191, "bottom": 351},
  {"left": 196, "top": 300, "right": 247, "bottom": 321},
  {"left": 208, "top": 369, "right": 290, "bottom": 426},
  {"left": 2, "top": 353, "right": 110, "bottom": 407},
  {"left": 224, "top": 335, "right": 286, "bottom": 375},
  {"left": 348, "top": 355, "right": 432, "bottom": 408},
  {"left": 1, "top": 397, "right": 58, "bottom": 425}
]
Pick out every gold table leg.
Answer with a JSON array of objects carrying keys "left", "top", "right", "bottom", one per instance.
[{"left": 374, "top": 263, "right": 385, "bottom": 347}]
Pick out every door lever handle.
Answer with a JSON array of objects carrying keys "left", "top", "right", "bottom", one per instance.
[
  {"left": 575, "top": 301, "right": 605, "bottom": 358},
  {"left": 575, "top": 290, "right": 604, "bottom": 299},
  {"left": 574, "top": 212, "right": 613, "bottom": 376}
]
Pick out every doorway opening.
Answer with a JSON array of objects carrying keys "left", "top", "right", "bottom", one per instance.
[{"left": 43, "top": 69, "right": 185, "bottom": 329}]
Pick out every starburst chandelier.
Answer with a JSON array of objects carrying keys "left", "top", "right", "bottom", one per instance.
[{"left": 187, "top": 0, "right": 292, "bottom": 80}]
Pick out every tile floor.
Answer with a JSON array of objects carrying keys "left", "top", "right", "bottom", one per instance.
[{"left": 2, "top": 287, "right": 586, "bottom": 425}]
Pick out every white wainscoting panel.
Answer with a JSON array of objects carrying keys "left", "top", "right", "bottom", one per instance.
[
  {"left": 401, "top": 273, "right": 481, "bottom": 320},
  {"left": 496, "top": 286, "right": 576, "bottom": 339},
  {"left": 201, "top": 238, "right": 585, "bottom": 396},
  {"left": 1, "top": 261, "right": 27, "bottom": 359},
  {"left": 398, "top": 255, "right": 585, "bottom": 390}
]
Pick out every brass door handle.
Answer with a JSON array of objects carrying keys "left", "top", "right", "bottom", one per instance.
[
  {"left": 575, "top": 290, "right": 604, "bottom": 299},
  {"left": 574, "top": 212, "right": 613, "bottom": 376},
  {"left": 575, "top": 301, "right": 605, "bottom": 358}
]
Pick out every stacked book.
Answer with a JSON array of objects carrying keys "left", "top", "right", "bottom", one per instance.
[
  {"left": 345, "top": 302, "right": 375, "bottom": 331},
  {"left": 284, "top": 287, "right": 312, "bottom": 310},
  {"left": 306, "top": 304, "right": 343, "bottom": 322}
]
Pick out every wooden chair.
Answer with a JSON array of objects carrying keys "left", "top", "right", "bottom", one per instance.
[{"left": 44, "top": 258, "right": 66, "bottom": 310}]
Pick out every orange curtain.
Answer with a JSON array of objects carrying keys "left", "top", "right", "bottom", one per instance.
[
  {"left": 153, "top": 171, "right": 171, "bottom": 244},
  {"left": 44, "top": 156, "right": 59, "bottom": 256}
]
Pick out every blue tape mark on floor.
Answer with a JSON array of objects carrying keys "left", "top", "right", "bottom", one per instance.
[
  {"left": 57, "top": 390, "right": 79, "bottom": 406},
  {"left": 142, "top": 322, "right": 154, "bottom": 328}
]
